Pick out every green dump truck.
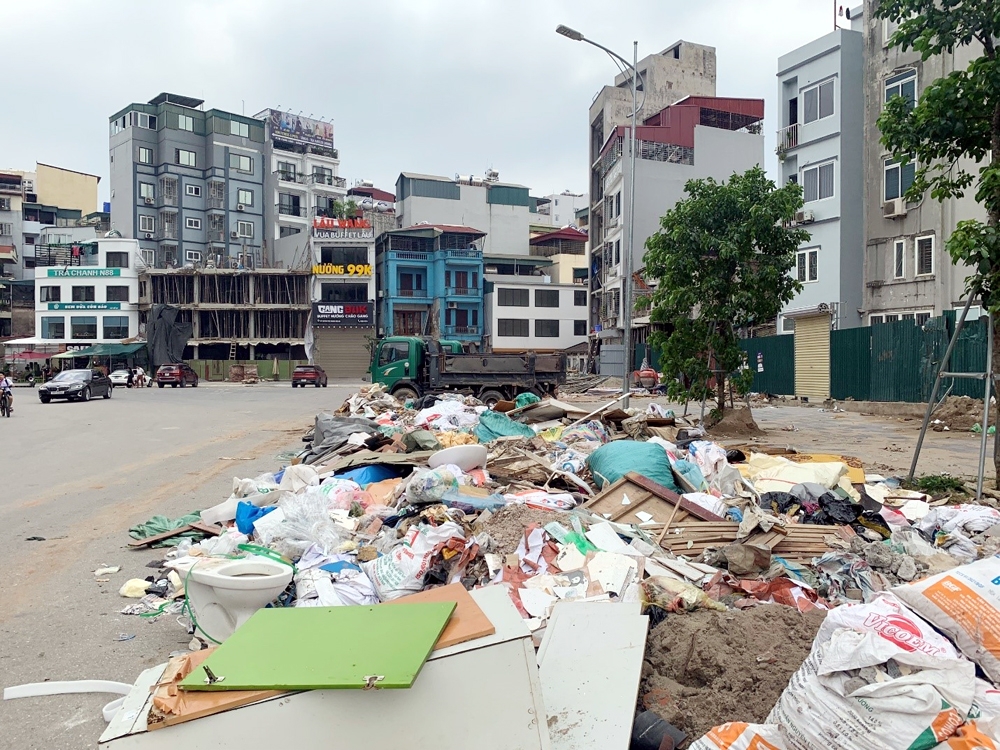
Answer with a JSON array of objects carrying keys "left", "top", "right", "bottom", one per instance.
[{"left": 370, "top": 336, "right": 567, "bottom": 407}]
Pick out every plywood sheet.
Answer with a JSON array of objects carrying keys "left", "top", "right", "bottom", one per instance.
[
  {"left": 580, "top": 472, "right": 724, "bottom": 527},
  {"left": 386, "top": 583, "right": 495, "bottom": 650},
  {"left": 179, "top": 602, "right": 455, "bottom": 692}
]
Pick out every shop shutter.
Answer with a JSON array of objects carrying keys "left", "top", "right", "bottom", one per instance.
[
  {"left": 314, "top": 327, "right": 371, "bottom": 379},
  {"left": 793, "top": 313, "right": 831, "bottom": 400}
]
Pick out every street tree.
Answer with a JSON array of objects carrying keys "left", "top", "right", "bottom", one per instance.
[
  {"left": 643, "top": 167, "right": 809, "bottom": 416},
  {"left": 876, "top": 0, "right": 1000, "bottom": 476}
]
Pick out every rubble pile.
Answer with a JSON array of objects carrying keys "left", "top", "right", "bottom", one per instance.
[{"left": 16, "top": 383, "right": 1000, "bottom": 749}]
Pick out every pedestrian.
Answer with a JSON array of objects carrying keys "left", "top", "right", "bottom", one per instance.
[
  {"left": 135, "top": 365, "right": 146, "bottom": 389},
  {"left": 127, "top": 368, "right": 135, "bottom": 388}
]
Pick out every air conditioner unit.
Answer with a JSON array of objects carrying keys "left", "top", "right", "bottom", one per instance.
[
  {"left": 795, "top": 210, "right": 815, "bottom": 224},
  {"left": 237, "top": 204, "right": 245, "bottom": 212},
  {"left": 143, "top": 232, "right": 153, "bottom": 239},
  {"left": 144, "top": 197, "right": 154, "bottom": 205},
  {"left": 230, "top": 230, "right": 239, "bottom": 239},
  {"left": 883, "top": 198, "right": 907, "bottom": 219},
  {"left": 377, "top": 290, "right": 384, "bottom": 298},
  {"left": 447, "top": 302, "right": 458, "bottom": 309}
]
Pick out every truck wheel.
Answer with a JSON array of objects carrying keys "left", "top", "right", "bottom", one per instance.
[
  {"left": 479, "top": 389, "right": 506, "bottom": 409},
  {"left": 392, "top": 385, "right": 419, "bottom": 403}
]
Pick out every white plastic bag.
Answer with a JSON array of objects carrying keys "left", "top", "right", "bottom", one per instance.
[
  {"left": 361, "top": 521, "right": 465, "bottom": 601},
  {"left": 767, "top": 592, "right": 975, "bottom": 750}
]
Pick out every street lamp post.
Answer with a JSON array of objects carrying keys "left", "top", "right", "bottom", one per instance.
[{"left": 556, "top": 25, "right": 642, "bottom": 408}]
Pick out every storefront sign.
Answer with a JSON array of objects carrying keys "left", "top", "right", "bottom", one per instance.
[
  {"left": 268, "top": 110, "right": 334, "bottom": 148},
  {"left": 313, "top": 217, "right": 370, "bottom": 230},
  {"left": 46, "top": 268, "right": 122, "bottom": 278},
  {"left": 312, "top": 217, "right": 373, "bottom": 241},
  {"left": 312, "top": 263, "right": 372, "bottom": 276},
  {"left": 48, "top": 302, "right": 122, "bottom": 311},
  {"left": 312, "top": 301, "right": 374, "bottom": 327}
]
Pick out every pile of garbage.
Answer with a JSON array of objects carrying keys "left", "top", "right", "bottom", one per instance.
[{"left": 98, "top": 385, "right": 1000, "bottom": 747}]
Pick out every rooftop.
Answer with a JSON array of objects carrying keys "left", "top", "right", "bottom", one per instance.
[
  {"left": 148, "top": 92, "right": 204, "bottom": 109},
  {"left": 530, "top": 227, "right": 589, "bottom": 245},
  {"left": 392, "top": 223, "right": 487, "bottom": 237}
]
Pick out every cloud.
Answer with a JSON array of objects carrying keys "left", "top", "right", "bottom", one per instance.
[{"left": 0, "top": 0, "right": 840, "bottom": 203}]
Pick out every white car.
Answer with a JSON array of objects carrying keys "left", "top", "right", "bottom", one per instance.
[{"left": 109, "top": 369, "right": 132, "bottom": 387}]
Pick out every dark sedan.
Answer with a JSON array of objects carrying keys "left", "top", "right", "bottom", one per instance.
[{"left": 39, "top": 369, "right": 113, "bottom": 403}]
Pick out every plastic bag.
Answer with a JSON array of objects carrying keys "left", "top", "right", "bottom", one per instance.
[
  {"left": 689, "top": 724, "right": 788, "bottom": 750},
  {"left": 404, "top": 467, "right": 459, "bottom": 504},
  {"left": 515, "top": 392, "right": 541, "bottom": 408},
  {"left": 688, "top": 440, "right": 729, "bottom": 483},
  {"left": 640, "top": 575, "right": 727, "bottom": 613},
  {"left": 587, "top": 440, "right": 680, "bottom": 491},
  {"left": 271, "top": 489, "right": 349, "bottom": 558},
  {"left": 361, "top": 521, "right": 466, "bottom": 601},
  {"left": 474, "top": 409, "right": 537, "bottom": 443}
]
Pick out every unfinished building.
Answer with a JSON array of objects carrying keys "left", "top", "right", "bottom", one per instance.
[{"left": 139, "top": 268, "right": 311, "bottom": 360}]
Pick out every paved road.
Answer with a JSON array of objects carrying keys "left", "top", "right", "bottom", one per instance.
[{"left": 0, "top": 380, "right": 359, "bottom": 749}]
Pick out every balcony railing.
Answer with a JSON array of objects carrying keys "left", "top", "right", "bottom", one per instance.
[
  {"left": 207, "top": 198, "right": 225, "bottom": 210},
  {"left": 275, "top": 171, "right": 306, "bottom": 184},
  {"left": 209, "top": 231, "right": 225, "bottom": 242},
  {"left": 33, "top": 246, "right": 100, "bottom": 267},
  {"left": 397, "top": 289, "right": 428, "bottom": 298},
  {"left": 0, "top": 182, "right": 23, "bottom": 195},
  {"left": 158, "top": 227, "right": 178, "bottom": 240},
  {"left": 278, "top": 205, "right": 304, "bottom": 217},
  {"left": 444, "top": 248, "right": 482, "bottom": 259},
  {"left": 446, "top": 326, "right": 480, "bottom": 336},
  {"left": 776, "top": 123, "right": 799, "bottom": 155},
  {"left": 311, "top": 174, "right": 347, "bottom": 189},
  {"left": 447, "top": 287, "right": 478, "bottom": 296},
  {"left": 388, "top": 251, "right": 430, "bottom": 261}
]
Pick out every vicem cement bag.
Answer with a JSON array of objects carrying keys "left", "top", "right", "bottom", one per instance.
[
  {"left": 361, "top": 521, "right": 465, "bottom": 601},
  {"left": 689, "top": 723, "right": 788, "bottom": 750},
  {"left": 767, "top": 592, "right": 975, "bottom": 750},
  {"left": 895, "top": 555, "right": 1000, "bottom": 683}
]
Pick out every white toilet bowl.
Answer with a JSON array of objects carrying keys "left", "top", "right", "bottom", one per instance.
[{"left": 186, "top": 557, "right": 293, "bottom": 642}]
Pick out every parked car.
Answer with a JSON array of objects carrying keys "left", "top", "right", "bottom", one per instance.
[
  {"left": 38, "top": 369, "right": 113, "bottom": 403},
  {"left": 292, "top": 364, "right": 328, "bottom": 388},
  {"left": 156, "top": 363, "right": 199, "bottom": 388},
  {"left": 109, "top": 369, "right": 132, "bottom": 387}
]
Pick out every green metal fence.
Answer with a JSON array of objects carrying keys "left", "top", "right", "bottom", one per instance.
[{"left": 739, "top": 335, "right": 795, "bottom": 395}]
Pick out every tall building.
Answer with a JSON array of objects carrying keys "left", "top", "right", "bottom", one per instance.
[
  {"left": 775, "top": 27, "right": 865, "bottom": 338},
  {"left": 109, "top": 93, "right": 266, "bottom": 269},
  {"left": 858, "top": 3, "right": 984, "bottom": 322},
  {"left": 534, "top": 191, "right": 588, "bottom": 227},
  {"left": 591, "top": 96, "right": 765, "bottom": 375}
]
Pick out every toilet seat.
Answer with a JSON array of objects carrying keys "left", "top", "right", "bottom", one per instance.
[
  {"left": 186, "top": 557, "right": 294, "bottom": 642},
  {"left": 189, "top": 558, "right": 292, "bottom": 589}
]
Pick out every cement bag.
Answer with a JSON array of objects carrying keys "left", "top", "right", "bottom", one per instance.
[
  {"left": 895, "top": 555, "right": 1000, "bottom": 683},
  {"left": 768, "top": 592, "right": 975, "bottom": 750},
  {"left": 689, "top": 723, "right": 788, "bottom": 750},
  {"left": 361, "top": 521, "right": 465, "bottom": 601},
  {"left": 586, "top": 440, "right": 680, "bottom": 491},
  {"left": 933, "top": 680, "right": 1000, "bottom": 750}
]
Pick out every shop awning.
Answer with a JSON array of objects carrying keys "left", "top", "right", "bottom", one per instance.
[
  {"left": 52, "top": 342, "right": 146, "bottom": 359},
  {"left": 9, "top": 350, "right": 54, "bottom": 361}
]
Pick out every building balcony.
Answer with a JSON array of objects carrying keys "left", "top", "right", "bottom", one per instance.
[
  {"left": 277, "top": 205, "right": 306, "bottom": 218},
  {"left": 209, "top": 231, "right": 225, "bottom": 242},
  {"left": 158, "top": 228, "right": 178, "bottom": 240},
  {"left": 447, "top": 287, "right": 478, "bottom": 296},
  {"left": 776, "top": 123, "right": 799, "bottom": 156},
  {"left": 0, "top": 182, "right": 22, "bottom": 195},
  {"left": 311, "top": 174, "right": 347, "bottom": 189},
  {"left": 160, "top": 195, "right": 177, "bottom": 208},
  {"left": 207, "top": 200, "right": 225, "bottom": 211},
  {"left": 275, "top": 171, "right": 306, "bottom": 185},
  {"left": 442, "top": 248, "right": 482, "bottom": 260},
  {"left": 387, "top": 251, "right": 431, "bottom": 261},
  {"left": 34, "top": 247, "right": 99, "bottom": 267},
  {"left": 396, "top": 289, "right": 428, "bottom": 298},
  {"left": 445, "top": 325, "right": 480, "bottom": 336}
]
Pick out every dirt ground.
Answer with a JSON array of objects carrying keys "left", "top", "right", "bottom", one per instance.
[{"left": 640, "top": 606, "right": 826, "bottom": 741}]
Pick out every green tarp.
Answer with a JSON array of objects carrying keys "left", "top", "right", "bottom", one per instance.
[{"left": 52, "top": 342, "right": 145, "bottom": 360}]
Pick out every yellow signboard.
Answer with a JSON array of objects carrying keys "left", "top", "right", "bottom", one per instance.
[{"left": 312, "top": 263, "right": 372, "bottom": 276}]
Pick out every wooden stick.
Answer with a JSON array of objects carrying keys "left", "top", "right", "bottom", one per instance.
[{"left": 656, "top": 497, "right": 684, "bottom": 546}]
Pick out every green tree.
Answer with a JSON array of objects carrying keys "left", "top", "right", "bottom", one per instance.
[
  {"left": 643, "top": 167, "right": 809, "bottom": 414},
  {"left": 876, "top": 0, "right": 1000, "bottom": 475},
  {"left": 332, "top": 199, "right": 359, "bottom": 220}
]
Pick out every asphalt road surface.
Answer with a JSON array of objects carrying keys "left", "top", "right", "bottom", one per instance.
[{"left": 0, "top": 379, "right": 359, "bottom": 749}]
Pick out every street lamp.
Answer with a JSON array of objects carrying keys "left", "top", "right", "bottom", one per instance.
[{"left": 556, "top": 25, "right": 643, "bottom": 408}]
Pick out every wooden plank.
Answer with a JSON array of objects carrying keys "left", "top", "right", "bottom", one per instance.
[
  {"left": 580, "top": 472, "right": 724, "bottom": 529},
  {"left": 127, "top": 525, "right": 194, "bottom": 548},
  {"left": 386, "top": 583, "right": 495, "bottom": 650},
  {"left": 188, "top": 522, "right": 224, "bottom": 536}
]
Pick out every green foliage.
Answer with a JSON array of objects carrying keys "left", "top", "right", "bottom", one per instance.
[
  {"left": 332, "top": 199, "right": 359, "bottom": 220},
  {"left": 876, "top": 0, "right": 1000, "bottom": 308},
  {"left": 904, "top": 473, "right": 968, "bottom": 496},
  {"left": 643, "top": 167, "right": 809, "bottom": 407}
]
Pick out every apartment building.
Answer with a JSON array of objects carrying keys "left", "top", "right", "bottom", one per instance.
[
  {"left": 109, "top": 93, "right": 265, "bottom": 269},
  {"left": 857, "top": 3, "right": 985, "bottom": 322},
  {"left": 775, "top": 28, "right": 865, "bottom": 337},
  {"left": 591, "top": 96, "right": 765, "bottom": 375},
  {"left": 486, "top": 279, "right": 589, "bottom": 353},
  {"left": 534, "top": 191, "right": 588, "bottom": 227}
]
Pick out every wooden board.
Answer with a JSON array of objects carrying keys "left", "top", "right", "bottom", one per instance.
[
  {"left": 179, "top": 602, "right": 455, "bottom": 692},
  {"left": 579, "top": 472, "right": 725, "bottom": 527},
  {"left": 386, "top": 583, "right": 495, "bottom": 650},
  {"left": 658, "top": 520, "right": 843, "bottom": 563},
  {"left": 128, "top": 525, "right": 194, "bottom": 548}
]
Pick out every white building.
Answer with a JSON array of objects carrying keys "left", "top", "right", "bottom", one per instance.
[
  {"left": 486, "top": 277, "right": 589, "bottom": 353},
  {"left": 35, "top": 238, "right": 143, "bottom": 346},
  {"left": 534, "top": 191, "right": 589, "bottom": 227}
]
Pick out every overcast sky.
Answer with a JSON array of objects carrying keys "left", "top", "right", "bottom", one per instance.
[{"left": 0, "top": 0, "right": 847, "bottom": 205}]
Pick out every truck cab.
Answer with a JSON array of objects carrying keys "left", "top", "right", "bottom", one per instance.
[{"left": 370, "top": 337, "right": 462, "bottom": 400}]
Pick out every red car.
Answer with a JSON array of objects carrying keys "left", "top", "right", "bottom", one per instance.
[
  {"left": 292, "top": 364, "right": 328, "bottom": 388},
  {"left": 156, "top": 363, "right": 199, "bottom": 388}
]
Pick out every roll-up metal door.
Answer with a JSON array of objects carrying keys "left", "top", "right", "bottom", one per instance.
[
  {"left": 793, "top": 313, "right": 831, "bottom": 400},
  {"left": 313, "top": 327, "right": 372, "bottom": 378}
]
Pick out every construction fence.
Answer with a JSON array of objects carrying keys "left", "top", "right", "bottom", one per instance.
[
  {"left": 184, "top": 359, "right": 308, "bottom": 382},
  {"left": 739, "top": 312, "right": 990, "bottom": 403}
]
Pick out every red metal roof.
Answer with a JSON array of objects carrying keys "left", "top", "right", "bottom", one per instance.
[
  {"left": 398, "top": 223, "right": 487, "bottom": 237},
  {"left": 530, "top": 226, "right": 588, "bottom": 245},
  {"left": 348, "top": 185, "right": 396, "bottom": 203}
]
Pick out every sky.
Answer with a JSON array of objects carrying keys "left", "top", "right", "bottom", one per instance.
[{"left": 0, "top": 0, "right": 848, "bottom": 206}]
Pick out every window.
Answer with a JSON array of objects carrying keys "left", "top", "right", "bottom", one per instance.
[
  {"left": 106, "top": 286, "right": 129, "bottom": 302},
  {"left": 176, "top": 149, "right": 196, "bottom": 167},
  {"left": 130, "top": 112, "right": 156, "bottom": 130},
  {"left": 39, "top": 286, "right": 61, "bottom": 302},
  {"left": 535, "top": 289, "right": 559, "bottom": 307},
  {"left": 399, "top": 272, "right": 424, "bottom": 292},
  {"left": 236, "top": 221, "right": 253, "bottom": 238},
  {"left": 185, "top": 250, "right": 201, "bottom": 263},
  {"left": 141, "top": 249, "right": 154, "bottom": 266},
  {"left": 883, "top": 17, "right": 900, "bottom": 46},
  {"left": 802, "top": 79, "right": 834, "bottom": 123},
  {"left": 321, "top": 283, "right": 368, "bottom": 302},
  {"left": 186, "top": 184, "right": 202, "bottom": 197},
  {"left": 230, "top": 153, "right": 252, "bottom": 173},
  {"left": 230, "top": 120, "right": 249, "bottom": 138},
  {"left": 615, "top": 192, "right": 621, "bottom": 217},
  {"left": 139, "top": 215, "right": 155, "bottom": 233},
  {"left": 535, "top": 319, "right": 560, "bottom": 337},
  {"left": 498, "top": 318, "right": 529, "bottom": 337},
  {"left": 72, "top": 286, "right": 96, "bottom": 302},
  {"left": 802, "top": 161, "right": 834, "bottom": 202},
  {"left": 885, "top": 69, "right": 917, "bottom": 109},
  {"left": 797, "top": 249, "right": 818, "bottom": 283},
  {"left": 186, "top": 217, "right": 202, "bottom": 230},
  {"left": 41, "top": 316, "right": 64, "bottom": 339},
  {"left": 278, "top": 193, "right": 301, "bottom": 216},
  {"left": 378, "top": 341, "right": 409, "bottom": 365},
  {"left": 320, "top": 246, "right": 368, "bottom": 266},
  {"left": 614, "top": 240, "right": 621, "bottom": 265},
  {"left": 498, "top": 288, "right": 529, "bottom": 306},
  {"left": 782, "top": 317, "right": 796, "bottom": 332},
  {"left": 574, "top": 320, "right": 587, "bottom": 336},
  {"left": 139, "top": 182, "right": 154, "bottom": 200},
  {"left": 0, "top": 222, "right": 11, "bottom": 235},
  {"left": 312, "top": 167, "right": 333, "bottom": 185},
  {"left": 916, "top": 235, "right": 935, "bottom": 276},
  {"left": 237, "top": 188, "right": 253, "bottom": 206},
  {"left": 279, "top": 226, "right": 301, "bottom": 239},
  {"left": 70, "top": 316, "right": 97, "bottom": 339},
  {"left": 0, "top": 197, "right": 9, "bottom": 211},
  {"left": 574, "top": 290, "right": 587, "bottom": 306},
  {"left": 138, "top": 147, "right": 153, "bottom": 164},
  {"left": 893, "top": 240, "right": 905, "bottom": 279},
  {"left": 884, "top": 156, "right": 916, "bottom": 201},
  {"left": 106, "top": 252, "right": 129, "bottom": 268},
  {"left": 277, "top": 161, "right": 296, "bottom": 181},
  {"left": 916, "top": 312, "right": 932, "bottom": 326},
  {"left": 102, "top": 316, "right": 129, "bottom": 339},
  {"left": 177, "top": 114, "right": 194, "bottom": 132},
  {"left": 869, "top": 315, "right": 884, "bottom": 325}
]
